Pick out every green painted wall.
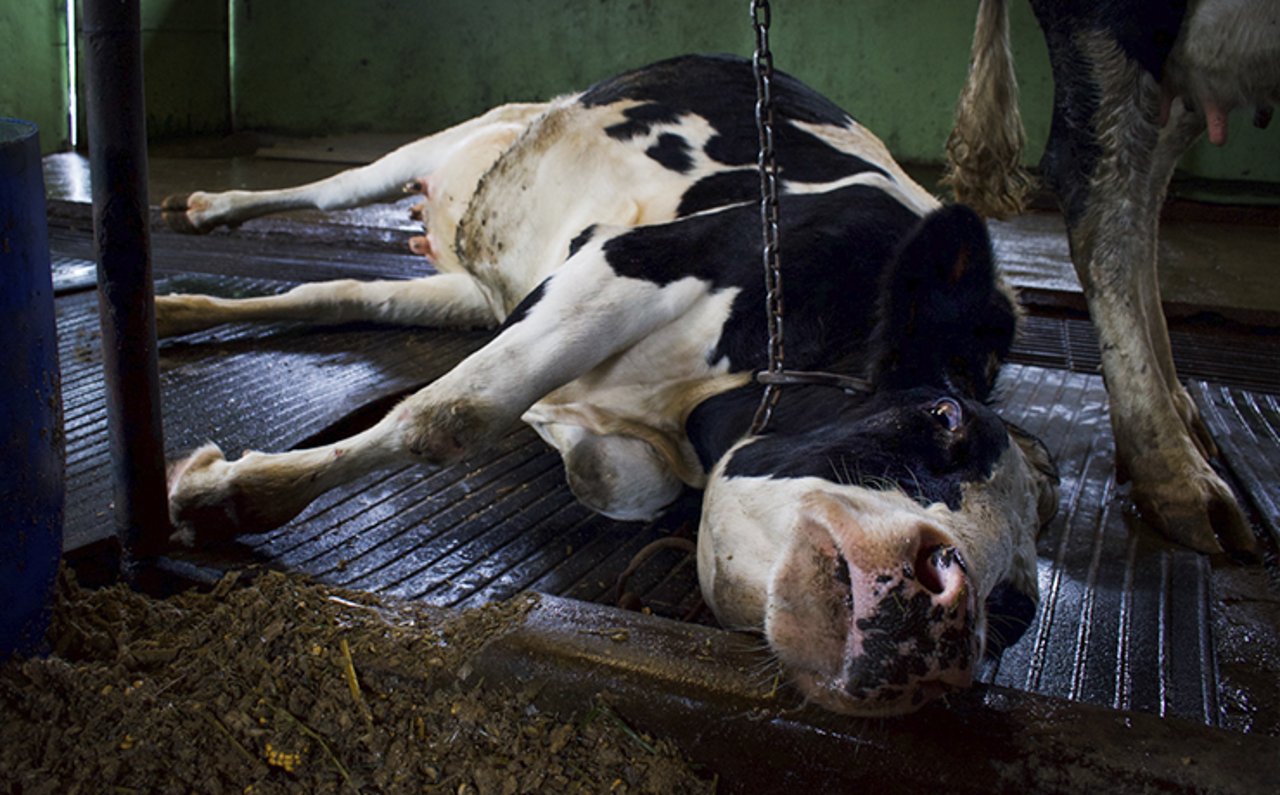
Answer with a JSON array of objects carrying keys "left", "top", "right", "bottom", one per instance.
[
  {"left": 0, "top": 1, "right": 229, "bottom": 153},
  {"left": 0, "top": 2, "right": 70, "bottom": 153},
  {"left": 1, "top": 1, "right": 1276, "bottom": 181},
  {"left": 140, "top": 0, "right": 230, "bottom": 140},
  {"left": 231, "top": 0, "right": 1278, "bottom": 184}
]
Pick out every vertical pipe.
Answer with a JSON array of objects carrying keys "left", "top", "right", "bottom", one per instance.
[
  {"left": 81, "top": 0, "right": 170, "bottom": 564},
  {"left": 0, "top": 119, "right": 64, "bottom": 657}
]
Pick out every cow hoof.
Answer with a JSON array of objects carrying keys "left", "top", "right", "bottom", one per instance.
[
  {"left": 1129, "top": 457, "right": 1258, "bottom": 559},
  {"left": 161, "top": 192, "right": 217, "bottom": 234},
  {"left": 167, "top": 444, "right": 309, "bottom": 546},
  {"left": 167, "top": 444, "right": 237, "bottom": 546}
]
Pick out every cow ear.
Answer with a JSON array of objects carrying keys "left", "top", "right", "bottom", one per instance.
[{"left": 870, "top": 204, "right": 1017, "bottom": 399}]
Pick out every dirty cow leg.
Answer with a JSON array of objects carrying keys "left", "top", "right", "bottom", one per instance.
[
  {"left": 159, "top": 102, "right": 548, "bottom": 233},
  {"left": 1059, "top": 35, "right": 1254, "bottom": 555},
  {"left": 1143, "top": 101, "right": 1218, "bottom": 461},
  {"left": 155, "top": 273, "right": 496, "bottom": 337},
  {"left": 167, "top": 237, "right": 708, "bottom": 544}
]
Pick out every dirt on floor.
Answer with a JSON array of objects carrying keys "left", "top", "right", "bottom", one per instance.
[{"left": 0, "top": 568, "right": 715, "bottom": 795}]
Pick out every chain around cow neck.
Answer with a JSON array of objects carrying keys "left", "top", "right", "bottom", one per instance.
[
  {"left": 748, "top": 1, "right": 871, "bottom": 436},
  {"left": 749, "top": 0, "right": 785, "bottom": 435}
]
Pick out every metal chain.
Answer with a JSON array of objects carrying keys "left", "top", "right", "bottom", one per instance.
[{"left": 749, "top": 0, "right": 785, "bottom": 435}]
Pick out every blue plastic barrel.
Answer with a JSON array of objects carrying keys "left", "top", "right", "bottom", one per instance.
[{"left": 0, "top": 119, "right": 64, "bottom": 658}]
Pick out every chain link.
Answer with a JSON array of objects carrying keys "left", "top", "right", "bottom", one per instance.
[{"left": 749, "top": 0, "right": 785, "bottom": 435}]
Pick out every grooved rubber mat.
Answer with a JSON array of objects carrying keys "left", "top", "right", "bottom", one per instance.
[
  {"left": 1190, "top": 381, "right": 1280, "bottom": 549},
  {"left": 52, "top": 228, "right": 1279, "bottom": 727},
  {"left": 984, "top": 365, "right": 1222, "bottom": 723},
  {"left": 1015, "top": 313, "right": 1280, "bottom": 395},
  {"left": 57, "top": 280, "right": 488, "bottom": 552}
]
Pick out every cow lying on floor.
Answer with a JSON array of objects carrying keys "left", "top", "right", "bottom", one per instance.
[
  {"left": 158, "top": 54, "right": 1058, "bottom": 716},
  {"left": 944, "top": 0, "right": 1273, "bottom": 556}
]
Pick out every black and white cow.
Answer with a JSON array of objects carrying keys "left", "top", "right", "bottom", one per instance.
[
  {"left": 159, "top": 54, "right": 1057, "bottom": 715},
  {"left": 945, "top": 0, "right": 1275, "bottom": 556}
]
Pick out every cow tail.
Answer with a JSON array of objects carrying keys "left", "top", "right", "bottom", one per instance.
[{"left": 941, "top": 0, "right": 1034, "bottom": 220}]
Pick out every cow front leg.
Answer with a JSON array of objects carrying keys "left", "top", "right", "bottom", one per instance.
[
  {"left": 168, "top": 238, "right": 708, "bottom": 543},
  {"left": 388, "top": 236, "right": 711, "bottom": 463},
  {"left": 166, "top": 428, "right": 400, "bottom": 546},
  {"left": 156, "top": 273, "right": 496, "bottom": 337},
  {"left": 1052, "top": 35, "right": 1255, "bottom": 555},
  {"left": 168, "top": 374, "right": 534, "bottom": 544}
]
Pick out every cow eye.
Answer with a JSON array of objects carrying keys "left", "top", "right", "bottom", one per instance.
[{"left": 929, "top": 398, "right": 963, "bottom": 432}]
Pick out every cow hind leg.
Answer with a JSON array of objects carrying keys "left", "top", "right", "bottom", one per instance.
[
  {"left": 1145, "top": 100, "right": 1219, "bottom": 461},
  {"left": 155, "top": 273, "right": 496, "bottom": 337},
  {"left": 1049, "top": 33, "right": 1255, "bottom": 555},
  {"left": 160, "top": 102, "right": 548, "bottom": 234}
]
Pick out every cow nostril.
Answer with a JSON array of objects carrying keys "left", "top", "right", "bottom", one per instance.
[
  {"left": 834, "top": 553, "right": 853, "bottom": 607},
  {"left": 915, "top": 544, "right": 950, "bottom": 595},
  {"left": 834, "top": 553, "right": 852, "bottom": 586}
]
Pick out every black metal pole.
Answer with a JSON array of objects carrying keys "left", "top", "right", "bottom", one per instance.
[{"left": 81, "top": 0, "right": 170, "bottom": 565}]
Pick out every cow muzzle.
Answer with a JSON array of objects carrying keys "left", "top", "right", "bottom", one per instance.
[{"left": 764, "top": 490, "right": 980, "bottom": 716}]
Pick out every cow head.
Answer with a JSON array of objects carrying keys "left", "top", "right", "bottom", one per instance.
[{"left": 697, "top": 205, "right": 1057, "bottom": 716}]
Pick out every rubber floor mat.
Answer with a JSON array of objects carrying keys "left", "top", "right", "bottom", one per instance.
[
  {"left": 984, "top": 364, "right": 1224, "bottom": 725},
  {"left": 1190, "top": 380, "right": 1280, "bottom": 549},
  {"left": 1013, "top": 313, "right": 1280, "bottom": 395},
  {"left": 57, "top": 275, "right": 488, "bottom": 551},
  {"left": 238, "top": 432, "right": 704, "bottom": 617}
]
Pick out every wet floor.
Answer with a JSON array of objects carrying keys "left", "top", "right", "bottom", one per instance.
[{"left": 40, "top": 139, "right": 1280, "bottom": 778}]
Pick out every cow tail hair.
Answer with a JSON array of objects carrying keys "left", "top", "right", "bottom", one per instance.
[{"left": 941, "top": 0, "right": 1034, "bottom": 220}]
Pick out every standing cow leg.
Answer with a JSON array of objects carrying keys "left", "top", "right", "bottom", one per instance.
[
  {"left": 1051, "top": 34, "right": 1254, "bottom": 554},
  {"left": 160, "top": 102, "right": 548, "bottom": 234},
  {"left": 167, "top": 237, "right": 709, "bottom": 544},
  {"left": 1142, "top": 100, "right": 1218, "bottom": 461}
]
